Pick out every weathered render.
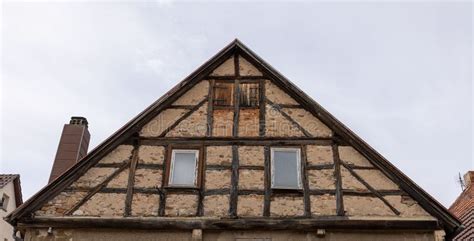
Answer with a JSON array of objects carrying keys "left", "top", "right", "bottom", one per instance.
[{"left": 6, "top": 40, "right": 460, "bottom": 241}]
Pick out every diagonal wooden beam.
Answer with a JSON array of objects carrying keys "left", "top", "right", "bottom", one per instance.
[
  {"left": 158, "top": 98, "right": 208, "bottom": 137},
  {"left": 65, "top": 160, "right": 130, "bottom": 215},
  {"left": 341, "top": 161, "right": 401, "bottom": 216},
  {"left": 266, "top": 99, "right": 312, "bottom": 137}
]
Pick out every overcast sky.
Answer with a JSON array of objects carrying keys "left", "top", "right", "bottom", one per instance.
[{"left": 1, "top": 1, "right": 472, "bottom": 207}]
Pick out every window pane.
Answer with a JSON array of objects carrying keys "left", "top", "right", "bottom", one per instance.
[
  {"left": 170, "top": 152, "right": 197, "bottom": 186},
  {"left": 273, "top": 150, "right": 299, "bottom": 188},
  {"left": 213, "top": 82, "right": 234, "bottom": 106},
  {"left": 240, "top": 83, "right": 259, "bottom": 107}
]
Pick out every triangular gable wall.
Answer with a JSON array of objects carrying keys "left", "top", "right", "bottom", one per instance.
[{"left": 7, "top": 40, "right": 461, "bottom": 237}]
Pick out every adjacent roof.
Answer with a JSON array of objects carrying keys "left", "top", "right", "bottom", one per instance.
[
  {"left": 6, "top": 39, "right": 462, "bottom": 239},
  {"left": 0, "top": 174, "right": 23, "bottom": 207},
  {"left": 449, "top": 171, "right": 474, "bottom": 240}
]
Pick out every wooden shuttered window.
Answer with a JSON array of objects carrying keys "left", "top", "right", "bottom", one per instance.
[
  {"left": 239, "top": 83, "right": 259, "bottom": 107},
  {"left": 213, "top": 82, "right": 234, "bottom": 106},
  {"left": 212, "top": 81, "right": 260, "bottom": 108}
]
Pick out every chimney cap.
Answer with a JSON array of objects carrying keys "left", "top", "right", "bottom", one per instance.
[{"left": 69, "top": 116, "right": 88, "bottom": 127}]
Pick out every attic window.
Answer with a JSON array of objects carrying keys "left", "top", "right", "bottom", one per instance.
[
  {"left": 239, "top": 83, "right": 259, "bottom": 107},
  {"left": 168, "top": 149, "right": 199, "bottom": 187},
  {"left": 0, "top": 194, "right": 9, "bottom": 211},
  {"left": 271, "top": 148, "right": 302, "bottom": 189},
  {"left": 213, "top": 82, "right": 234, "bottom": 106}
]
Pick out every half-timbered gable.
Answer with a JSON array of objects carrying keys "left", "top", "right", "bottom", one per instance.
[{"left": 7, "top": 40, "right": 461, "bottom": 241}]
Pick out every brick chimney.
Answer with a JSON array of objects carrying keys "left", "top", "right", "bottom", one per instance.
[
  {"left": 48, "top": 117, "right": 90, "bottom": 183},
  {"left": 464, "top": 171, "right": 474, "bottom": 189}
]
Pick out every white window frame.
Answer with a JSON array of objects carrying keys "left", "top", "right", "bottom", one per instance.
[
  {"left": 168, "top": 149, "right": 199, "bottom": 187},
  {"left": 270, "top": 147, "right": 302, "bottom": 189},
  {"left": 1, "top": 194, "right": 9, "bottom": 211}
]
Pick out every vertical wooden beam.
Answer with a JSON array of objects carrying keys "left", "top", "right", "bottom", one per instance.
[
  {"left": 124, "top": 138, "right": 140, "bottom": 216},
  {"left": 158, "top": 145, "right": 170, "bottom": 216},
  {"left": 259, "top": 80, "right": 266, "bottom": 137},
  {"left": 301, "top": 145, "right": 311, "bottom": 217},
  {"left": 207, "top": 80, "right": 214, "bottom": 137},
  {"left": 232, "top": 51, "right": 240, "bottom": 137},
  {"left": 234, "top": 51, "right": 240, "bottom": 77},
  {"left": 263, "top": 145, "right": 271, "bottom": 217},
  {"left": 229, "top": 145, "right": 239, "bottom": 218},
  {"left": 197, "top": 145, "right": 206, "bottom": 216},
  {"left": 332, "top": 144, "right": 345, "bottom": 216}
]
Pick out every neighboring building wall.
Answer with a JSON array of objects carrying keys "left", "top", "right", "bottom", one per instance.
[
  {"left": 1, "top": 182, "right": 16, "bottom": 241},
  {"left": 24, "top": 228, "right": 439, "bottom": 241}
]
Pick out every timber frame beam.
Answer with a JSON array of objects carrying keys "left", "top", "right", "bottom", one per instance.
[{"left": 18, "top": 217, "right": 440, "bottom": 231}]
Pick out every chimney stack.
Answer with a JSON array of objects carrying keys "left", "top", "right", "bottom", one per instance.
[
  {"left": 464, "top": 171, "right": 474, "bottom": 189},
  {"left": 48, "top": 117, "right": 90, "bottom": 183}
]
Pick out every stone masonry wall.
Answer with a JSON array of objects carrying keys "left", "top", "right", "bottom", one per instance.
[
  {"left": 138, "top": 145, "right": 165, "bottom": 164},
  {"left": 140, "top": 109, "right": 188, "bottom": 137},
  {"left": 172, "top": 80, "right": 209, "bottom": 106},
  {"left": 212, "top": 109, "right": 233, "bottom": 137},
  {"left": 238, "top": 109, "right": 259, "bottom": 137},
  {"left": 23, "top": 228, "right": 438, "bottom": 241},
  {"left": 165, "top": 194, "right": 198, "bottom": 217},
  {"left": 265, "top": 80, "right": 298, "bottom": 105},
  {"left": 238, "top": 146, "right": 264, "bottom": 166},
  {"left": 97, "top": 145, "right": 133, "bottom": 164},
  {"left": 210, "top": 56, "right": 235, "bottom": 76},
  {"left": 282, "top": 108, "right": 332, "bottom": 137},
  {"left": 238, "top": 56, "right": 262, "bottom": 76}
]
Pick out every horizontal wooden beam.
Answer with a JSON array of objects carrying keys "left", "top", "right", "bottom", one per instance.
[
  {"left": 205, "top": 76, "right": 266, "bottom": 80},
  {"left": 306, "top": 164, "right": 334, "bottom": 170},
  {"left": 140, "top": 137, "right": 333, "bottom": 146},
  {"left": 19, "top": 217, "right": 440, "bottom": 231},
  {"left": 66, "top": 187, "right": 403, "bottom": 197}
]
